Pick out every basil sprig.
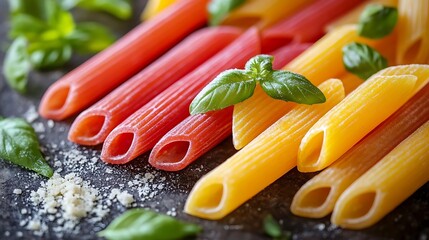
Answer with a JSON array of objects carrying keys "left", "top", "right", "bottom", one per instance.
[
  {"left": 98, "top": 209, "right": 202, "bottom": 240},
  {"left": 190, "top": 55, "right": 326, "bottom": 115},
  {"left": 0, "top": 117, "right": 53, "bottom": 178},
  {"left": 208, "top": 0, "right": 246, "bottom": 26},
  {"left": 357, "top": 4, "right": 398, "bottom": 39},
  {"left": 342, "top": 42, "right": 388, "bottom": 80},
  {"left": 263, "top": 215, "right": 291, "bottom": 240},
  {"left": 3, "top": 0, "right": 126, "bottom": 93}
]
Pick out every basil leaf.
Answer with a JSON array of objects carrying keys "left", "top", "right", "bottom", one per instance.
[
  {"left": 98, "top": 209, "right": 202, "bottom": 240},
  {"left": 9, "top": 14, "right": 48, "bottom": 40},
  {"left": 245, "top": 54, "right": 274, "bottom": 79},
  {"left": 67, "top": 22, "right": 116, "bottom": 54},
  {"left": 260, "top": 70, "right": 326, "bottom": 104},
  {"left": 208, "top": 0, "right": 246, "bottom": 26},
  {"left": 0, "top": 117, "right": 53, "bottom": 178},
  {"left": 28, "top": 41, "right": 72, "bottom": 70},
  {"left": 190, "top": 70, "right": 256, "bottom": 115},
  {"left": 3, "top": 37, "right": 31, "bottom": 93},
  {"left": 342, "top": 42, "right": 388, "bottom": 80},
  {"left": 78, "top": 0, "right": 132, "bottom": 20},
  {"left": 263, "top": 215, "right": 291, "bottom": 240},
  {"left": 357, "top": 4, "right": 398, "bottom": 39}
]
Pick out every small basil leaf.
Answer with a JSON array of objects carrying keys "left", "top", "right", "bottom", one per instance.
[
  {"left": 357, "top": 4, "right": 398, "bottom": 39},
  {"left": 245, "top": 54, "right": 274, "bottom": 79},
  {"left": 263, "top": 215, "right": 292, "bottom": 240},
  {"left": 342, "top": 42, "right": 388, "bottom": 80},
  {"left": 190, "top": 70, "right": 256, "bottom": 115},
  {"left": 98, "top": 209, "right": 202, "bottom": 240},
  {"left": 78, "top": 0, "right": 132, "bottom": 20},
  {"left": 208, "top": 0, "right": 246, "bottom": 26},
  {"left": 48, "top": 9, "right": 75, "bottom": 37},
  {"left": 3, "top": 37, "right": 31, "bottom": 93},
  {"left": 27, "top": 41, "right": 72, "bottom": 70},
  {"left": 67, "top": 22, "right": 116, "bottom": 54},
  {"left": 0, "top": 117, "right": 53, "bottom": 178},
  {"left": 260, "top": 70, "right": 326, "bottom": 104}
]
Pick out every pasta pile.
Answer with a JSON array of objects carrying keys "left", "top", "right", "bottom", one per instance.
[{"left": 37, "top": 0, "right": 429, "bottom": 230}]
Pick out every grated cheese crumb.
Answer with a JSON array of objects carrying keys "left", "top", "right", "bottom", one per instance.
[{"left": 13, "top": 188, "right": 23, "bottom": 195}]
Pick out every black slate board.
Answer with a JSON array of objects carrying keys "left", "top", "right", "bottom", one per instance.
[{"left": 0, "top": 1, "right": 428, "bottom": 239}]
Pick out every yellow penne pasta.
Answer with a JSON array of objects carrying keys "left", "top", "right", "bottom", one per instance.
[
  {"left": 325, "top": 0, "right": 398, "bottom": 32},
  {"left": 331, "top": 120, "right": 429, "bottom": 229},
  {"left": 297, "top": 65, "right": 429, "bottom": 172},
  {"left": 141, "top": 0, "right": 177, "bottom": 20},
  {"left": 337, "top": 73, "right": 363, "bottom": 95},
  {"left": 396, "top": 0, "right": 429, "bottom": 64},
  {"left": 233, "top": 25, "right": 392, "bottom": 149},
  {"left": 221, "top": 0, "right": 314, "bottom": 29},
  {"left": 291, "top": 82, "right": 429, "bottom": 218},
  {"left": 184, "top": 79, "right": 345, "bottom": 220}
]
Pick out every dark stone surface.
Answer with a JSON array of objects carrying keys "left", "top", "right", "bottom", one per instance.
[{"left": 0, "top": 1, "right": 428, "bottom": 239}]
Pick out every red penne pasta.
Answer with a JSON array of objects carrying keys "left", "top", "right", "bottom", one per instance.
[
  {"left": 149, "top": 107, "right": 233, "bottom": 171},
  {"left": 262, "top": 0, "right": 363, "bottom": 52},
  {"left": 149, "top": 42, "right": 309, "bottom": 171},
  {"left": 271, "top": 43, "right": 312, "bottom": 69},
  {"left": 101, "top": 28, "right": 261, "bottom": 164},
  {"left": 38, "top": 0, "right": 208, "bottom": 120},
  {"left": 68, "top": 27, "right": 242, "bottom": 146}
]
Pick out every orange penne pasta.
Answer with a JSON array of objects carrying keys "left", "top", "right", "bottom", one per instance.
[
  {"left": 101, "top": 28, "right": 261, "bottom": 164},
  {"left": 39, "top": 0, "right": 208, "bottom": 120},
  {"left": 291, "top": 82, "right": 429, "bottom": 218},
  {"left": 68, "top": 27, "right": 241, "bottom": 146}
]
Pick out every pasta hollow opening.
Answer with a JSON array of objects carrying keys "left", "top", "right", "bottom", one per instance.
[
  {"left": 73, "top": 115, "right": 106, "bottom": 140},
  {"left": 106, "top": 132, "right": 135, "bottom": 158},
  {"left": 46, "top": 85, "right": 70, "bottom": 111},
  {"left": 299, "top": 187, "right": 332, "bottom": 208},
  {"left": 153, "top": 140, "right": 190, "bottom": 165},
  {"left": 403, "top": 39, "right": 423, "bottom": 64},
  {"left": 300, "top": 131, "right": 324, "bottom": 169},
  {"left": 340, "top": 191, "right": 376, "bottom": 220},
  {"left": 193, "top": 183, "right": 225, "bottom": 211}
]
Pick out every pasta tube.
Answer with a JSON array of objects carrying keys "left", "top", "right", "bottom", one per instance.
[
  {"left": 396, "top": 0, "right": 429, "bottom": 64},
  {"left": 184, "top": 79, "right": 345, "bottom": 220},
  {"left": 331, "top": 120, "right": 429, "bottom": 229},
  {"left": 297, "top": 65, "right": 429, "bottom": 172},
  {"left": 291, "top": 82, "right": 429, "bottom": 218}
]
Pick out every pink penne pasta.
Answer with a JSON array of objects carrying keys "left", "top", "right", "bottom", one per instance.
[
  {"left": 101, "top": 28, "right": 261, "bottom": 164},
  {"left": 68, "top": 27, "right": 242, "bottom": 145}
]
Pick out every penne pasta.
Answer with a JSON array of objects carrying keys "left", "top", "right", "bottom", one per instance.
[
  {"left": 270, "top": 43, "right": 312, "bottom": 69},
  {"left": 149, "top": 43, "right": 308, "bottom": 171},
  {"left": 262, "top": 0, "right": 363, "bottom": 52},
  {"left": 232, "top": 25, "right": 388, "bottom": 150},
  {"left": 38, "top": 0, "right": 208, "bottom": 120},
  {"left": 291, "top": 82, "right": 429, "bottom": 218},
  {"left": 325, "top": 0, "right": 398, "bottom": 32},
  {"left": 149, "top": 107, "right": 233, "bottom": 171},
  {"left": 331, "top": 120, "right": 429, "bottom": 229},
  {"left": 100, "top": 28, "right": 261, "bottom": 164},
  {"left": 141, "top": 0, "right": 177, "bottom": 20},
  {"left": 396, "top": 0, "right": 429, "bottom": 64},
  {"left": 184, "top": 79, "right": 345, "bottom": 220},
  {"left": 221, "top": 0, "right": 314, "bottom": 30},
  {"left": 297, "top": 65, "right": 429, "bottom": 172},
  {"left": 68, "top": 27, "right": 242, "bottom": 146}
]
